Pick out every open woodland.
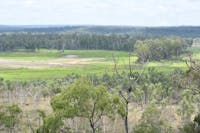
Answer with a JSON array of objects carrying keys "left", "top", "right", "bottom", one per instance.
[{"left": 0, "top": 26, "right": 200, "bottom": 133}]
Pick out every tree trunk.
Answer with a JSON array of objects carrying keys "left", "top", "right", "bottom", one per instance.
[
  {"left": 92, "top": 127, "right": 96, "bottom": 133},
  {"left": 62, "top": 43, "right": 65, "bottom": 53},
  {"left": 144, "top": 88, "right": 148, "bottom": 104},
  {"left": 124, "top": 116, "right": 128, "bottom": 133},
  {"left": 124, "top": 101, "right": 129, "bottom": 133},
  {"left": 90, "top": 120, "right": 96, "bottom": 133},
  {"left": 103, "top": 117, "right": 106, "bottom": 133}
]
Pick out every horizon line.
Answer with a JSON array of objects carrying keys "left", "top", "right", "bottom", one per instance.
[{"left": 1, "top": 24, "right": 200, "bottom": 28}]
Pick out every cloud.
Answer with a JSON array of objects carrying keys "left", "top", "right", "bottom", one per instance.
[
  {"left": 0, "top": 0, "right": 200, "bottom": 26},
  {"left": 24, "top": 0, "right": 35, "bottom": 5}
]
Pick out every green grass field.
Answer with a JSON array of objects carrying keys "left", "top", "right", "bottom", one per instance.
[
  {"left": 0, "top": 48, "right": 199, "bottom": 81},
  {"left": 0, "top": 49, "right": 129, "bottom": 60},
  {"left": 0, "top": 50, "right": 130, "bottom": 80}
]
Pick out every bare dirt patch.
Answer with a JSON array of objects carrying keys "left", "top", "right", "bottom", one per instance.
[{"left": 0, "top": 55, "right": 104, "bottom": 69}]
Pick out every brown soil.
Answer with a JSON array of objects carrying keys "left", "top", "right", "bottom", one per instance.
[{"left": 0, "top": 55, "right": 104, "bottom": 69}]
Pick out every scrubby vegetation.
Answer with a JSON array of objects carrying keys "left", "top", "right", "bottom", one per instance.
[
  {"left": 0, "top": 52, "right": 200, "bottom": 132},
  {"left": 0, "top": 26, "right": 200, "bottom": 133}
]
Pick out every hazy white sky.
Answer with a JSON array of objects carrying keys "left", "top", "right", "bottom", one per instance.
[{"left": 0, "top": 0, "right": 200, "bottom": 26}]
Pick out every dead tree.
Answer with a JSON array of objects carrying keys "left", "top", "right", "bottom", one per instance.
[{"left": 112, "top": 52, "right": 143, "bottom": 133}]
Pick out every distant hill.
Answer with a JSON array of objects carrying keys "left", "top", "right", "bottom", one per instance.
[
  {"left": 0, "top": 25, "right": 200, "bottom": 38},
  {"left": 0, "top": 25, "right": 81, "bottom": 32}
]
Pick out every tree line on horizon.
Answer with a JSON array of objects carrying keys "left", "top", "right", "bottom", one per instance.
[
  {"left": 0, "top": 33, "right": 144, "bottom": 52},
  {"left": 1, "top": 26, "right": 200, "bottom": 38},
  {"left": 0, "top": 33, "right": 193, "bottom": 62}
]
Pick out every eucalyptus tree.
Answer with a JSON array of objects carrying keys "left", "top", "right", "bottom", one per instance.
[
  {"left": 135, "top": 37, "right": 188, "bottom": 62},
  {"left": 51, "top": 78, "right": 120, "bottom": 133}
]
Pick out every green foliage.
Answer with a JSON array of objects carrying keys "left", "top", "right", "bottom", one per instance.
[
  {"left": 135, "top": 68, "right": 171, "bottom": 104},
  {"left": 44, "top": 114, "right": 64, "bottom": 133},
  {"left": 51, "top": 78, "right": 121, "bottom": 132},
  {"left": 134, "top": 102, "right": 172, "bottom": 133},
  {"left": 135, "top": 37, "right": 187, "bottom": 62},
  {"left": 132, "top": 87, "right": 143, "bottom": 105},
  {"left": 180, "top": 122, "right": 196, "bottom": 133},
  {"left": 180, "top": 113, "right": 200, "bottom": 133},
  {"left": 177, "top": 89, "right": 195, "bottom": 123},
  {"left": 194, "top": 113, "right": 200, "bottom": 125},
  {"left": 0, "top": 33, "right": 138, "bottom": 52},
  {"left": 0, "top": 104, "right": 22, "bottom": 130},
  {"left": 135, "top": 40, "right": 151, "bottom": 62},
  {"left": 37, "top": 113, "right": 64, "bottom": 133}
]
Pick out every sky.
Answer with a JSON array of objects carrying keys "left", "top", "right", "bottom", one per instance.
[{"left": 0, "top": 0, "right": 200, "bottom": 26}]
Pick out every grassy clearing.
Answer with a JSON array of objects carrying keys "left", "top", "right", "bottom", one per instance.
[
  {"left": 146, "top": 61, "right": 187, "bottom": 71},
  {"left": 0, "top": 49, "right": 129, "bottom": 60},
  {"left": 0, "top": 50, "right": 129, "bottom": 80},
  {"left": 0, "top": 49, "right": 64, "bottom": 59},
  {"left": 1, "top": 48, "right": 199, "bottom": 81},
  {"left": 0, "top": 67, "right": 106, "bottom": 81}
]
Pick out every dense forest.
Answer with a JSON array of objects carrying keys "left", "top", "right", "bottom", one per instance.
[
  {"left": 1, "top": 26, "right": 200, "bottom": 37},
  {"left": 0, "top": 33, "right": 193, "bottom": 53},
  {"left": 0, "top": 32, "right": 193, "bottom": 63},
  {"left": 0, "top": 33, "right": 141, "bottom": 51}
]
